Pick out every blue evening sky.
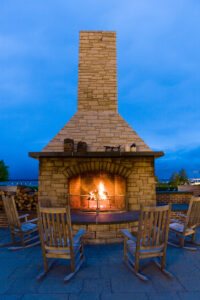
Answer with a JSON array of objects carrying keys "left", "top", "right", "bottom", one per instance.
[{"left": 0, "top": 0, "right": 200, "bottom": 180}]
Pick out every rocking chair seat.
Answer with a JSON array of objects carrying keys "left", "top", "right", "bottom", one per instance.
[
  {"left": 20, "top": 222, "right": 38, "bottom": 233},
  {"left": 46, "top": 240, "right": 81, "bottom": 255},
  {"left": 169, "top": 222, "right": 190, "bottom": 233},
  {"left": 127, "top": 239, "right": 162, "bottom": 254}
]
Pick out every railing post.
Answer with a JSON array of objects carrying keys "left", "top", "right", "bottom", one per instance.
[{"left": 96, "top": 193, "right": 99, "bottom": 215}]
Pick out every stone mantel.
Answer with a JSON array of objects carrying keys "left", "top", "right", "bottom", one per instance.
[{"left": 29, "top": 151, "right": 164, "bottom": 159}]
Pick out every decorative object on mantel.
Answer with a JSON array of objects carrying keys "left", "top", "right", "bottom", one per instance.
[
  {"left": 125, "top": 145, "right": 130, "bottom": 152},
  {"left": 64, "top": 139, "right": 74, "bottom": 152},
  {"left": 104, "top": 145, "right": 121, "bottom": 152},
  {"left": 130, "top": 143, "right": 137, "bottom": 152},
  {"left": 77, "top": 141, "right": 87, "bottom": 152}
]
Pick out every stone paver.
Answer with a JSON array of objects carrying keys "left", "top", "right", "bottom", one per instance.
[{"left": 1, "top": 228, "right": 200, "bottom": 299}]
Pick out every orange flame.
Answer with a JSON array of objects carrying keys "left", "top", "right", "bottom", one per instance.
[
  {"left": 88, "top": 181, "right": 108, "bottom": 209},
  {"left": 98, "top": 182, "right": 107, "bottom": 200}
]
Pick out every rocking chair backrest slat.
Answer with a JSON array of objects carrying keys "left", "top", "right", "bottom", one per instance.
[
  {"left": 38, "top": 206, "right": 73, "bottom": 250},
  {"left": 2, "top": 195, "right": 21, "bottom": 230},
  {"left": 137, "top": 205, "right": 171, "bottom": 251},
  {"left": 186, "top": 197, "right": 200, "bottom": 228}
]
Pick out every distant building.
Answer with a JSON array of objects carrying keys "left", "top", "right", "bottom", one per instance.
[{"left": 189, "top": 178, "right": 200, "bottom": 185}]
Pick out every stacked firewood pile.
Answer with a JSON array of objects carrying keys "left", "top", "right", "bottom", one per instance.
[{"left": 0, "top": 185, "right": 38, "bottom": 211}]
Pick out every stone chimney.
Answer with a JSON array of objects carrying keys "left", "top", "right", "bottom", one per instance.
[
  {"left": 78, "top": 31, "right": 117, "bottom": 112},
  {"left": 42, "top": 31, "right": 151, "bottom": 152}
]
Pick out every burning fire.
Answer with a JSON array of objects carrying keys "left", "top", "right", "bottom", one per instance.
[
  {"left": 88, "top": 182, "right": 109, "bottom": 209},
  {"left": 98, "top": 182, "right": 107, "bottom": 201}
]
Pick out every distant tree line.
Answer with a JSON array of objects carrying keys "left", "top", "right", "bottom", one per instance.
[
  {"left": 156, "top": 169, "right": 189, "bottom": 191},
  {"left": 169, "top": 169, "right": 189, "bottom": 186},
  {"left": 0, "top": 160, "right": 9, "bottom": 181}
]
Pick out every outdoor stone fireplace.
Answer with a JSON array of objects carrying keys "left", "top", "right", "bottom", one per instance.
[{"left": 29, "top": 31, "right": 163, "bottom": 243}]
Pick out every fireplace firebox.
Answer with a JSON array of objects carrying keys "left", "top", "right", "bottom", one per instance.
[{"left": 69, "top": 171, "right": 126, "bottom": 212}]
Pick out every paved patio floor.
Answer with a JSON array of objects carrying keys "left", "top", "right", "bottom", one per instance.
[{"left": 0, "top": 228, "right": 200, "bottom": 299}]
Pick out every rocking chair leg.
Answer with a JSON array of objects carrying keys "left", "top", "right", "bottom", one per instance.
[
  {"left": 80, "top": 243, "right": 84, "bottom": 261},
  {"left": 134, "top": 255, "right": 139, "bottom": 274},
  {"left": 64, "top": 253, "right": 84, "bottom": 282},
  {"left": 0, "top": 232, "right": 20, "bottom": 247},
  {"left": 180, "top": 236, "right": 185, "bottom": 248},
  {"left": 123, "top": 239, "right": 127, "bottom": 262},
  {"left": 70, "top": 256, "right": 75, "bottom": 273},
  {"left": 190, "top": 231, "right": 200, "bottom": 246},
  {"left": 43, "top": 253, "right": 48, "bottom": 272},
  {"left": 37, "top": 260, "right": 55, "bottom": 280},
  {"left": 191, "top": 241, "right": 200, "bottom": 246},
  {"left": 191, "top": 232, "right": 196, "bottom": 243},
  {"left": 8, "top": 234, "right": 40, "bottom": 250},
  {"left": 168, "top": 241, "right": 197, "bottom": 251},
  {"left": 21, "top": 234, "right": 25, "bottom": 248},
  {"left": 125, "top": 253, "right": 148, "bottom": 282},
  {"left": 153, "top": 258, "right": 173, "bottom": 278},
  {"left": 11, "top": 233, "right": 16, "bottom": 244}
]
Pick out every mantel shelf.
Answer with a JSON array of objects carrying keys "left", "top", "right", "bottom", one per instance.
[{"left": 29, "top": 151, "right": 164, "bottom": 159}]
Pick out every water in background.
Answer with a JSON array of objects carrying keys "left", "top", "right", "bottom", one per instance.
[{"left": 0, "top": 180, "right": 38, "bottom": 187}]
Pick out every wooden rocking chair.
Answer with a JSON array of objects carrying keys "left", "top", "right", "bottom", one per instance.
[
  {"left": 1, "top": 195, "right": 40, "bottom": 250},
  {"left": 121, "top": 204, "right": 172, "bottom": 281},
  {"left": 168, "top": 197, "right": 200, "bottom": 250},
  {"left": 37, "top": 205, "right": 85, "bottom": 281}
]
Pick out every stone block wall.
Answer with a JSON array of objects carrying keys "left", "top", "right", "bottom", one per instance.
[
  {"left": 38, "top": 156, "right": 156, "bottom": 210},
  {"left": 72, "top": 221, "right": 139, "bottom": 244}
]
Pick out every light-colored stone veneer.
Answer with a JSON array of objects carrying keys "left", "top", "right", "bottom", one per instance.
[
  {"left": 72, "top": 221, "right": 139, "bottom": 245},
  {"left": 77, "top": 31, "right": 118, "bottom": 113},
  {"left": 42, "top": 111, "right": 151, "bottom": 152},
  {"left": 38, "top": 157, "right": 156, "bottom": 210}
]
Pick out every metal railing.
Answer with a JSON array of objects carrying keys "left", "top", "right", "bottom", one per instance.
[{"left": 68, "top": 194, "right": 127, "bottom": 214}]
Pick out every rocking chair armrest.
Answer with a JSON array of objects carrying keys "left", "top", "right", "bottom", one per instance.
[
  {"left": 19, "top": 214, "right": 29, "bottom": 221},
  {"left": 121, "top": 229, "right": 137, "bottom": 241},
  {"left": 170, "top": 218, "right": 183, "bottom": 224},
  {"left": 25, "top": 218, "right": 38, "bottom": 224},
  {"left": 73, "top": 228, "right": 86, "bottom": 243},
  {"left": 178, "top": 213, "right": 187, "bottom": 218}
]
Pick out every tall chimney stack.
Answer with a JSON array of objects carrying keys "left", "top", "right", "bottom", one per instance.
[{"left": 77, "top": 31, "right": 117, "bottom": 112}]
